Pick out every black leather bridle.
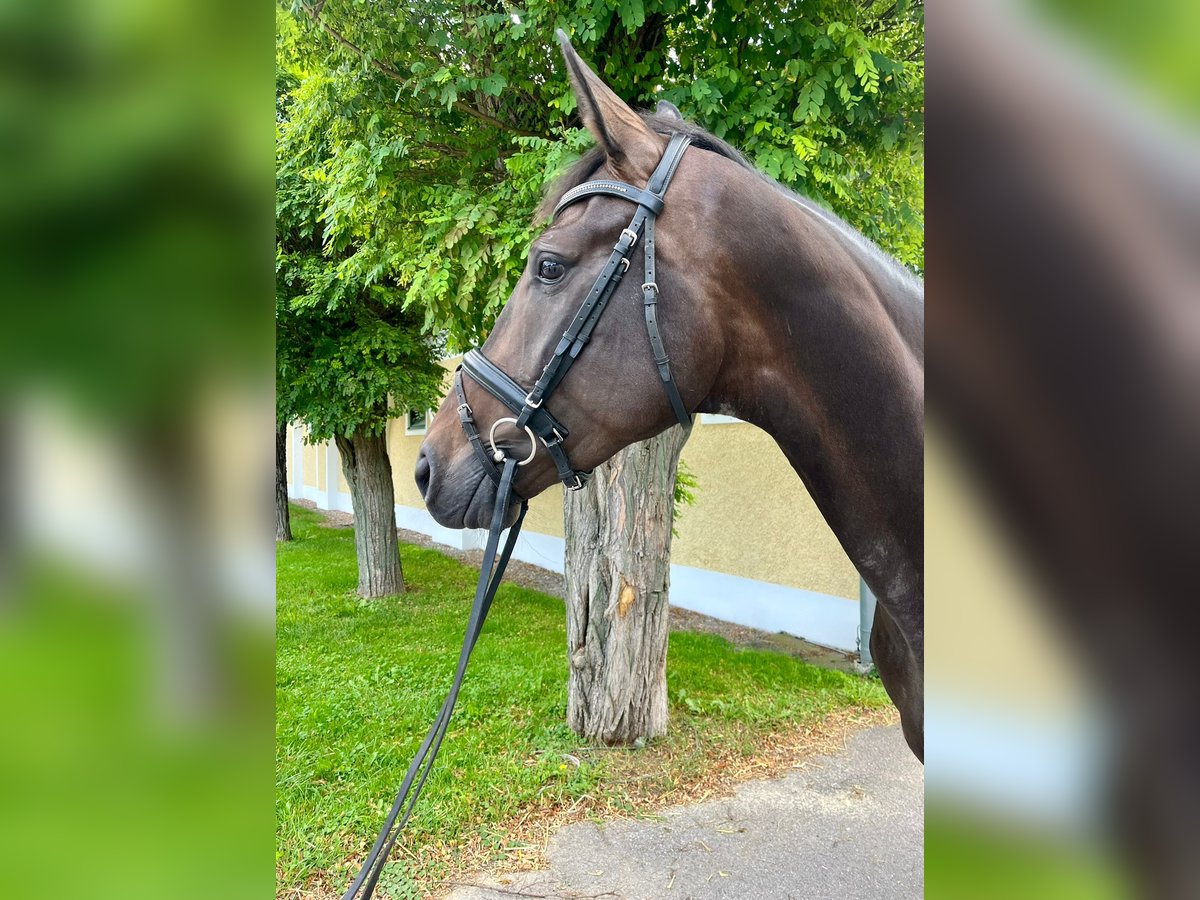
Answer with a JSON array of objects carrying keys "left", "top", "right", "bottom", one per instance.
[
  {"left": 343, "top": 133, "right": 692, "bottom": 900},
  {"left": 454, "top": 130, "right": 693, "bottom": 493}
]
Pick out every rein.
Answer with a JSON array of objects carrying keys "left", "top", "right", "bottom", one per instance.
[{"left": 343, "top": 133, "right": 691, "bottom": 900}]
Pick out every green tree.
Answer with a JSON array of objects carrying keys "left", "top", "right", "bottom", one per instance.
[
  {"left": 277, "top": 17, "right": 445, "bottom": 596},
  {"left": 278, "top": 0, "right": 922, "bottom": 730},
  {"left": 280, "top": 0, "right": 921, "bottom": 350}
]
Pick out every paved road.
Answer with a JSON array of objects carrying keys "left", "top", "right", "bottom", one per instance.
[{"left": 449, "top": 724, "right": 923, "bottom": 900}]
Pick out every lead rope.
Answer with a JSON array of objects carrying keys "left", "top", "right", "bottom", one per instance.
[{"left": 342, "top": 457, "right": 528, "bottom": 900}]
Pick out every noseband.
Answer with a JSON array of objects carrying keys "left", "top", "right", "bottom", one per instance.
[
  {"left": 343, "top": 134, "right": 692, "bottom": 900},
  {"left": 454, "top": 131, "right": 693, "bottom": 493}
]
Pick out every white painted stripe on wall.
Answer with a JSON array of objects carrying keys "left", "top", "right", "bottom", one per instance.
[
  {"left": 291, "top": 426, "right": 304, "bottom": 496},
  {"left": 285, "top": 485, "right": 860, "bottom": 652},
  {"left": 393, "top": 503, "right": 485, "bottom": 552},
  {"left": 671, "top": 564, "right": 858, "bottom": 652},
  {"left": 483, "top": 527, "right": 857, "bottom": 651}
]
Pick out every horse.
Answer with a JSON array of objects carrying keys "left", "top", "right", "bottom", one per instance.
[{"left": 416, "top": 34, "right": 924, "bottom": 761}]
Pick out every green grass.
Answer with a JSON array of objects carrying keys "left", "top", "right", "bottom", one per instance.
[{"left": 276, "top": 504, "right": 888, "bottom": 896}]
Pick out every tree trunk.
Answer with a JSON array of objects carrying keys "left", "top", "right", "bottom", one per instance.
[
  {"left": 563, "top": 425, "right": 688, "bottom": 745},
  {"left": 276, "top": 421, "right": 293, "bottom": 542},
  {"left": 335, "top": 429, "right": 405, "bottom": 597}
]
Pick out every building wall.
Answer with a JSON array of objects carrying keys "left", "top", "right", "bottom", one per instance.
[
  {"left": 674, "top": 419, "right": 858, "bottom": 600},
  {"left": 286, "top": 360, "right": 866, "bottom": 651},
  {"left": 290, "top": 416, "right": 865, "bottom": 652},
  {"left": 302, "top": 436, "right": 318, "bottom": 490}
]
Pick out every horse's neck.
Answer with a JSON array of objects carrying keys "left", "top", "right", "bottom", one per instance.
[{"left": 706, "top": 184, "right": 924, "bottom": 619}]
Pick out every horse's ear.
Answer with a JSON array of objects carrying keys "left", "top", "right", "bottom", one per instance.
[
  {"left": 656, "top": 99, "right": 683, "bottom": 121},
  {"left": 556, "top": 29, "right": 664, "bottom": 181}
]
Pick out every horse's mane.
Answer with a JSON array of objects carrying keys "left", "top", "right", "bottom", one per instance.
[{"left": 537, "top": 112, "right": 923, "bottom": 291}]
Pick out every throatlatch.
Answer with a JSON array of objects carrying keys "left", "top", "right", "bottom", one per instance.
[{"left": 344, "top": 133, "right": 692, "bottom": 900}]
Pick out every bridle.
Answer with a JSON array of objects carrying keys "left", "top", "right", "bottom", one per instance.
[
  {"left": 342, "top": 133, "right": 692, "bottom": 900},
  {"left": 454, "top": 130, "right": 693, "bottom": 493}
]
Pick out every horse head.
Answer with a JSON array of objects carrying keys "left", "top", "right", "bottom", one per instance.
[{"left": 417, "top": 33, "right": 726, "bottom": 529}]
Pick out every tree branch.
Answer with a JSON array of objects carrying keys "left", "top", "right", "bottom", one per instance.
[{"left": 299, "top": 2, "right": 540, "bottom": 138}]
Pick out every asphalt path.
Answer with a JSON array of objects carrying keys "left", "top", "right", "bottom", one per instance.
[{"left": 449, "top": 724, "right": 923, "bottom": 899}]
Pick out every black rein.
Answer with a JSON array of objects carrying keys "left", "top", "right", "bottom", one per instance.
[{"left": 343, "top": 133, "right": 692, "bottom": 899}]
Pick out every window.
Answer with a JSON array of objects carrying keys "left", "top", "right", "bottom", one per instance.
[{"left": 404, "top": 408, "right": 429, "bottom": 436}]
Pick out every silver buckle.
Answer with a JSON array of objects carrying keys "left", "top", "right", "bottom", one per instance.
[
  {"left": 457, "top": 402, "right": 472, "bottom": 415},
  {"left": 619, "top": 258, "right": 630, "bottom": 273},
  {"left": 524, "top": 391, "right": 543, "bottom": 409},
  {"left": 642, "top": 282, "right": 658, "bottom": 295},
  {"left": 620, "top": 228, "right": 638, "bottom": 247}
]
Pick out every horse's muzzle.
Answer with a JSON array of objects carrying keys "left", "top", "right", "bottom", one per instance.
[{"left": 415, "top": 443, "right": 520, "bottom": 530}]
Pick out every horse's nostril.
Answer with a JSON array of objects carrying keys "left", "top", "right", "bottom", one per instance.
[{"left": 415, "top": 446, "right": 433, "bottom": 500}]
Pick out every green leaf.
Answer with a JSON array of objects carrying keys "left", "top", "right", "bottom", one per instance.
[{"left": 480, "top": 74, "right": 507, "bottom": 97}]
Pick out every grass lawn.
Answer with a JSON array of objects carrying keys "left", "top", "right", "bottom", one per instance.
[{"left": 277, "top": 504, "right": 891, "bottom": 898}]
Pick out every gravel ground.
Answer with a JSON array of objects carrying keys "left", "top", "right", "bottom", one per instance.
[{"left": 292, "top": 500, "right": 858, "bottom": 672}]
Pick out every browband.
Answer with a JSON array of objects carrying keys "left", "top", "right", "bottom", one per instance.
[{"left": 553, "top": 181, "right": 665, "bottom": 218}]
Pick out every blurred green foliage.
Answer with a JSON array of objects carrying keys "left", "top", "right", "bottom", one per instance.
[
  {"left": 0, "top": 3, "right": 275, "bottom": 897},
  {"left": 1037, "top": 0, "right": 1200, "bottom": 116},
  {"left": 276, "top": 0, "right": 924, "bottom": 354},
  {"left": 0, "top": 0, "right": 272, "bottom": 423},
  {"left": 925, "top": 812, "right": 1130, "bottom": 899}
]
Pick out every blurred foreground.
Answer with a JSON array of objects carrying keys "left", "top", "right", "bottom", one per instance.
[
  {"left": 0, "top": 0, "right": 1197, "bottom": 897},
  {"left": 0, "top": 1, "right": 273, "bottom": 897},
  {"left": 927, "top": 0, "right": 1199, "bottom": 897}
]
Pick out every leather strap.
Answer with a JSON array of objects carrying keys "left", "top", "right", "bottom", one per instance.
[
  {"left": 502, "top": 133, "right": 693, "bottom": 474},
  {"left": 454, "top": 369, "right": 502, "bottom": 486},
  {"left": 343, "top": 458, "right": 528, "bottom": 900},
  {"left": 543, "top": 133, "right": 692, "bottom": 433},
  {"left": 462, "top": 134, "right": 693, "bottom": 491},
  {"left": 346, "top": 133, "right": 695, "bottom": 900},
  {"left": 641, "top": 212, "right": 690, "bottom": 428},
  {"left": 461, "top": 351, "right": 584, "bottom": 489},
  {"left": 462, "top": 352, "right": 570, "bottom": 441},
  {"left": 553, "top": 180, "right": 664, "bottom": 218}
]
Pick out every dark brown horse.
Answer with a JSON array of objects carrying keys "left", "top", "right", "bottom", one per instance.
[{"left": 416, "top": 37, "right": 924, "bottom": 760}]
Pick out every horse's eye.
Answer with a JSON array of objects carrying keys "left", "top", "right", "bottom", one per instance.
[{"left": 538, "top": 259, "right": 565, "bottom": 283}]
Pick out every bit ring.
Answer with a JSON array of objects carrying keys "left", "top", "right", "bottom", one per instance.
[{"left": 488, "top": 417, "right": 537, "bottom": 466}]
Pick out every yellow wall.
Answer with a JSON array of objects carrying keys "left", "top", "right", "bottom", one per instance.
[
  {"left": 926, "top": 420, "right": 1085, "bottom": 713},
  {"left": 523, "top": 484, "right": 565, "bottom": 537},
  {"left": 388, "top": 419, "right": 427, "bottom": 509},
  {"left": 293, "top": 358, "right": 858, "bottom": 601},
  {"left": 674, "top": 421, "right": 858, "bottom": 599},
  {"left": 379, "top": 413, "right": 857, "bottom": 600},
  {"left": 302, "top": 433, "right": 318, "bottom": 489}
]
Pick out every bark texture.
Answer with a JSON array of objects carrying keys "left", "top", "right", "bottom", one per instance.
[
  {"left": 335, "top": 429, "right": 405, "bottom": 597},
  {"left": 276, "top": 422, "right": 293, "bottom": 542},
  {"left": 563, "top": 425, "right": 688, "bottom": 745}
]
